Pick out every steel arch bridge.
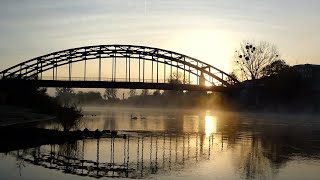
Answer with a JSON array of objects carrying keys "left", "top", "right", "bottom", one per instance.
[{"left": 0, "top": 45, "right": 238, "bottom": 91}]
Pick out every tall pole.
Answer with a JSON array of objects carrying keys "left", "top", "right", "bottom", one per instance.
[
  {"left": 99, "top": 57, "right": 101, "bottom": 81},
  {"left": 129, "top": 57, "right": 131, "bottom": 82},
  {"left": 98, "top": 47, "right": 101, "bottom": 81},
  {"left": 68, "top": 51, "right": 72, "bottom": 81},
  {"left": 197, "top": 62, "right": 199, "bottom": 85},
  {"left": 139, "top": 56, "right": 141, "bottom": 82},
  {"left": 176, "top": 61, "right": 178, "bottom": 78},
  {"left": 55, "top": 59, "right": 57, "bottom": 80},
  {"left": 183, "top": 58, "right": 186, "bottom": 84},
  {"left": 170, "top": 60, "right": 172, "bottom": 78},
  {"left": 189, "top": 66, "right": 191, "bottom": 84},
  {"left": 114, "top": 53, "right": 117, "bottom": 81},
  {"left": 209, "top": 68, "right": 212, "bottom": 84},
  {"left": 84, "top": 49, "right": 87, "bottom": 81},
  {"left": 40, "top": 61, "right": 42, "bottom": 80},
  {"left": 126, "top": 56, "right": 128, "bottom": 81},
  {"left": 151, "top": 57, "right": 154, "bottom": 83},
  {"left": 156, "top": 59, "right": 158, "bottom": 83},
  {"left": 84, "top": 59, "right": 86, "bottom": 81},
  {"left": 112, "top": 56, "right": 114, "bottom": 81},
  {"left": 143, "top": 59, "right": 145, "bottom": 82},
  {"left": 68, "top": 63, "right": 71, "bottom": 81},
  {"left": 164, "top": 63, "right": 166, "bottom": 83},
  {"left": 52, "top": 64, "right": 54, "bottom": 80}
]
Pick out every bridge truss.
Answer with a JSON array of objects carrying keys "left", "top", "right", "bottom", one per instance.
[{"left": 0, "top": 45, "right": 238, "bottom": 88}]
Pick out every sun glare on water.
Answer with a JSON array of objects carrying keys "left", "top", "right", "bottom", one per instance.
[{"left": 205, "top": 115, "right": 217, "bottom": 137}]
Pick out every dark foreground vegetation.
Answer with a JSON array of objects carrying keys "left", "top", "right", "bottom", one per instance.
[
  {"left": 238, "top": 66, "right": 320, "bottom": 113},
  {"left": 0, "top": 126, "right": 124, "bottom": 152},
  {"left": 0, "top": 81, "right": 82, "bottom": 122},
  {"left": 231, "top": 41, "right": 320, "bottom": 113}
]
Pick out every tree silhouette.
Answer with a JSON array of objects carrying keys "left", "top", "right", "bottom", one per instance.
[
  {"left": 75, "top": 91, "right": 103, "bottom": 104},
  {"left": 262, "top": 59, "right": 290, "bottom": 77},
  {"left": 226, "top": 71, "right": 239, "bottom": 85},
  {"left": 234, "top": 41, "right": 279, "bottom": 80},
  {"left": 103, "top": 88, "right": 117, "bottom": 100},
  {"left": 141, "top": 89, "right": 149, "bottom": 96},
  {"left": 163, "top": 73, "right": 185, "bottom": 97},
  {"left": 166, "top": 73, "right": 189, "bottom": 84},
  {"left": 153, "top": 90, "right": 161, "bottom": 96},
  {"left": 128, "top": 89, "right": 137, "bottom": 97},
  {"left": 55, "top": 87, "right": 75, "bottom": 107}
]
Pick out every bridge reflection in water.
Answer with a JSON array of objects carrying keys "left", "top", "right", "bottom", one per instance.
[{"left": 12, "top": 132, "right": 217, "bottom": 179}]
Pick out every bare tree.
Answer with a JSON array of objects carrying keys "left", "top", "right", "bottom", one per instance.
[
  {"left": 153, "top": 89, "right": 161, "bottom": 96},
  {"left": 140, "top": 89, "right": 149, "bottom": 96},
  {"left": 163, "top": 73, "right": 186, "bottom": 96},
  {"left": 167, "top": 72, "right": 190, "bottom": 84},
  {"left": 234, "top": 41, "right": 279, "bottom": 80},
  {"left": 226, "top": 71, "right": 239, "bottom": 85},
  {"left": 128, "top": 89, "right": 137, "bottom": 97}
]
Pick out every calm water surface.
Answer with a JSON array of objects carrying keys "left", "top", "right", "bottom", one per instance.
[{"left": 1, "top": 107, "right": 320, "bottom": 180}]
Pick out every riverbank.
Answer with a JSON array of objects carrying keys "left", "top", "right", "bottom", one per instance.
[
  {"left": 0, "top": 105, "right": 56, "bottom": 126},
  {"left": 0, "top": 126, "right": 124, "bottom": 152}
]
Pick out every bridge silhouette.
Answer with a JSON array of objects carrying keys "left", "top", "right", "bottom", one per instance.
[{"left": 0, "top": 45, "right": 238, "bottom": 91}]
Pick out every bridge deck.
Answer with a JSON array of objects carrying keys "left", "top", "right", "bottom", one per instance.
[{"left": 0, "top": 79, "right": 227, "bottom": 92}]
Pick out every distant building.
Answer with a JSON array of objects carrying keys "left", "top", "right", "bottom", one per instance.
[{"left": 293, "top": 64, "right": 320, "bottom": 91}]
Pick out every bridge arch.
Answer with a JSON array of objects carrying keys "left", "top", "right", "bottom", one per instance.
[{"left": 0, "top": 45, "right": 238, "bottom": 87}]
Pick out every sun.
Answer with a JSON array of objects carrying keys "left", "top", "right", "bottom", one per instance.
[
  {"left": 169, "top": 29, "right": 231, "bottom": 73},
  {"left": 205, "top": 81, "right": 213, "bottom": 86}
]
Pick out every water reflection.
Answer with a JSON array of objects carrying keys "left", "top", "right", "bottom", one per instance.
[
  {"left": 9, "top": 132, "right": 215, "bottom": 179},
  {"left": 205, "top": 115, "right": 217, "bottom": 137},
  {"left": 2, "top": 108, "right": 320, "bottom": 179}
]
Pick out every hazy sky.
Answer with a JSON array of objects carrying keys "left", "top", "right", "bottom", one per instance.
[{"left": 1, "top": 0, "right": 319, "bottom": 73}]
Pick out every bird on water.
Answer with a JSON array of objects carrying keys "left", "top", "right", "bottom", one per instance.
[{"left": 131, "top": 115, "right": 138, "bottom": 120}]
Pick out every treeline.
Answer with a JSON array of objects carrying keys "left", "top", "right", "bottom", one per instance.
[
  {"left": 229, "top": 40, "right": 320, "bottom": 113},
  {"left": 237, "top": 65, "right": 320, "bottom": 113},
  {"left": 0, "top": 85, "right": 82, "bottom": 118},
  {"left": 55, "top": 87, "right": 229, "bottom": 109},
  {"left": 55, "top": 88, "right": 105, "bottom": 106},
  {"left": 122, "top": 90, "right": 227, "bottom": 109}
]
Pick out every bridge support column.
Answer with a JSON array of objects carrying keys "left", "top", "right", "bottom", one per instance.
[
  {"left": 164, "top": 63, "right": 166, "bottom": 83},
  {"left": 84, "top": 59, "right": 86, "bottom": 81},
  {"left": 99, "top": 57, "right": 101, "bottom": 81},
  {"left": 125, "top": 56, "right": 128, "bottom": 81},
  {"left": 68, "top": 63, "right": 72, "bottom": 81},
  {"left": 151, "top": 58, "right": 154, "bottom": 83},
  {"left": 143, "top": 59, "right": 145, "bottom": 83},
  {"left": 129, "top": 57, "right": 131, "bottom": 82},
  {"left": 138, "top": 56, "right": 141, "bottom": 82}
]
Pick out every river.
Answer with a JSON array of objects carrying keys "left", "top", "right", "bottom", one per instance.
[{"left": 1, "top": 106, "right": 320, "bottom": 180}]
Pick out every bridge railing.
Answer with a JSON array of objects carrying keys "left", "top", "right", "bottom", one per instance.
[{"left": 38, "top": 76, "right": 190, "bottom": 84}]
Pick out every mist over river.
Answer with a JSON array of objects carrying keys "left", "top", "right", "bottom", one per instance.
[{"left": 1, "top": 106, "right": 320, "bottom": 180}]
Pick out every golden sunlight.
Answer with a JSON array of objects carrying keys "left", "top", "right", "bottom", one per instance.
[
  {"left": 205, "top": 81, "right": 213, "bottom": 86},
  {"left": 170, "top": 29, "right": 232, "bottom": 73},
  {"left": 205, "top": 115, "right": 217, "bottom": 137}
]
